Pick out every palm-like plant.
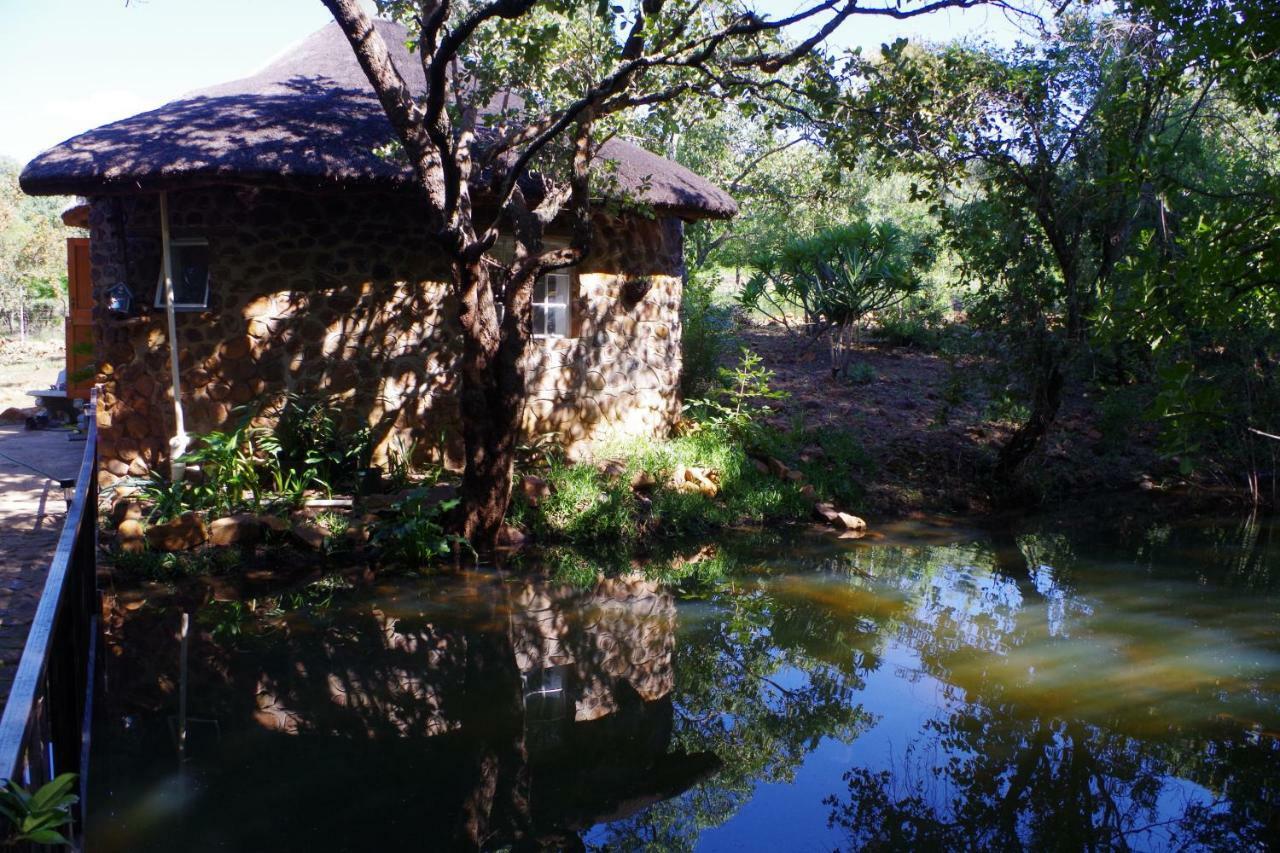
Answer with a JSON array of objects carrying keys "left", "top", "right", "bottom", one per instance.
[{"left": 742, "top": 221, "right": 931, "bottom": 376}]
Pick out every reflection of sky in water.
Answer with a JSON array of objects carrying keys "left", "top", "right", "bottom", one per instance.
[{"left": 596, "top": 521, "right": 1280, "bottom": 851}]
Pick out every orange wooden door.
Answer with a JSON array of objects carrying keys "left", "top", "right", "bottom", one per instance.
[{"left": 65, "top": 237, "right": 93, "bottom": 400}]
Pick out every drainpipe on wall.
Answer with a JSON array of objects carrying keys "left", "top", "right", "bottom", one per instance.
[{"left": 159, "top": 192, "right": 189, "bottom": 480}]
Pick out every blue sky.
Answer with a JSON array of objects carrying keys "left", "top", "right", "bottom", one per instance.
[{"left": 0, "top": 0, "right": 1029, "bottom": 164}]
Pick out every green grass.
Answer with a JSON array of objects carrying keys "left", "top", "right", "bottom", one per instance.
[
  {"left": 511, "top": 422, "right": 870, "bottom": 552},
  {"left": 109, "top": 545, "right": 244, "bottom": 580}
]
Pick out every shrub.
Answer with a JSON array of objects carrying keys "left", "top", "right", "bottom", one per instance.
[
  {"left": 739, "top": 221, "right": 932, "bottom": 375},
  {"left": 270, "top": 394, "right": 372, "bottom": 493},
  {"left": 371, "top": 491, "right": 466, "bottom": 567},
  {"left": 110, "top": 546, "right": 243, "bottom": 580},
  {"left": 680, "top": 267, "right": 737, "bottom": 396}
]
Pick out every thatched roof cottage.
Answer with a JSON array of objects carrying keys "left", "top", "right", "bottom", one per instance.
[{"left": 21, "top": 20, "right": 736, "bottom": 485}]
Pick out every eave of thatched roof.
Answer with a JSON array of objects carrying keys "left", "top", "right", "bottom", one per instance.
[{"left": 21, "top": 20, "right": 737, "bottom": 220}]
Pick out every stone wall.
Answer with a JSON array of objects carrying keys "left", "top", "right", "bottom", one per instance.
[{"left": 88, "top": 186, "right": 684, "bottom": 486}]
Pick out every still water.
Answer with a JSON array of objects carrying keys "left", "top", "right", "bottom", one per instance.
[{"left": 88, "top": 510, "right": 1280, "bottom": 851}]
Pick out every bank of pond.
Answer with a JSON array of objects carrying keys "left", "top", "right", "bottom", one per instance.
[{"left": 88, "top": 508, "right": 1279, "bottom": 850}]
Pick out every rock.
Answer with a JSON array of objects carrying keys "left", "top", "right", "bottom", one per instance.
[
  {"left": 291, "top": 522, "right": 330, "bottom": 551},
  {"left": 289, "top": 507, "right": 318, "bottom": 526},
  {"left": 784, "top": 469, "right": 806, "bottom": 483},
  {"left": 0, "top": 407, "right": 29, "bottom": 424},
  {"left": 116, "top": 519, "right": 147, "bottom": 554},
  {"left": 208, "top": 514, "right": 264, "bottom": 547},
  {"left": 260, "top": 514, "right": 291, "bottom": 533},
  {"left": 496, "top": 524, "right": 528, "bottom": 549},
  {"left": 110, "top": 498, "right": 143, "bottom": 527},
  {"left": 598, "top": 458, "right": 628, "bottom": 478},
  {"left": 836, "top": 529, "right": 866, "bottom": 540},
  {"left": 798, "top": 445, "right": 825, "bottom": 463},
  {"left": 146, "top": 512, "right": 207, "bottom": 552},
  {"left": 630, "top": 470, "right": 658, "bottom": 491},
  {"left": 344, "top": 522, "right": 371, "bottom": 546},
  {"left": 750, "top": 457, "right": 771, "bottom": 476},
  {"left": 799, "top": 484, "right": 818, "bottom": 501},
  {"left": 834, "top": 512, "right": 867, "bottom": 531},
  {"left": 673, "top": 465, "right": 718, "bottom": 497},
  {"left": 813, "top": 502, "right": 841, "bottom": 523},
  {"left": 766, "top": 457, "right": 790, "bottom": 479},
  {"left": 521, "top": 475, "right": 551, "bottom": 506}
]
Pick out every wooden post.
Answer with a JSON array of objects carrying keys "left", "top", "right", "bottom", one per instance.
[{"left": 159, "top": 193, "right": 189, "bottom": 479}]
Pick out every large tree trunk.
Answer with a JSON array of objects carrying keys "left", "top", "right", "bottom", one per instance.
[
  {"left": 455, "top": 257, "right": 535, "bottom": 552},
  {"left": 994, "top": 351, "right": 1064, "bottom": 486}
]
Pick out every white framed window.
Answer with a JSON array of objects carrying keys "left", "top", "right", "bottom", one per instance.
[
  {"left": 492, "top": 237, "right": 575, "bottom": 339},
  {"left": 154, "top": 238, "right": 210, "bottom": 310},
  {"left": 532, "top": 271, "right": 572, "bottom": 339}
]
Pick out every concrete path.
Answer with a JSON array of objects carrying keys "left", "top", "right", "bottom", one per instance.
[{"left": 0, "top": 424, "right": 87, "bottom": 701}]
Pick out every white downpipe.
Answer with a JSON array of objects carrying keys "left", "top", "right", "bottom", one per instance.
[{"left": 159, "top": 192, "right": 189, "bottom": 480}]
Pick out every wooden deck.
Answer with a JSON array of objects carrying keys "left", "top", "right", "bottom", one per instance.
[{"left": 0, "top": 425, "right": 86, "bottom": 703}]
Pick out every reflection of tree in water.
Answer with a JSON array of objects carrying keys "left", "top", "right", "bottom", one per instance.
[
  {"left": 96, "top": 517, "right": 1280, "bottom": 850},
  {"left": 589, "top": 568, "right": 878, "bottom": 851},
  {"left": 820, "top": 522, "right": 1280, "bottom": 851},
  {"left": 826, "top": 706, "right": 1279, "bottom": 850}
]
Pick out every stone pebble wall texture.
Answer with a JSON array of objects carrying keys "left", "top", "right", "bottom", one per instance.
[{"left": 87, "top": 187, "right": 685, "bottom": 487}]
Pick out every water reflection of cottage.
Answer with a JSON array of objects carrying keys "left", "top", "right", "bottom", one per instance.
[{"left": 115, "top": 574, "right": 715, "bottom": 850}]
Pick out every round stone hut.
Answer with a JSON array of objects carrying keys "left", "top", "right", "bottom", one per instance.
[{"left": 20, "top": 19, "right": 737, "bottom": 485}]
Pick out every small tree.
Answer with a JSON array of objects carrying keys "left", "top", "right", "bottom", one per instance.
[{"left": 740, "top": 221, "right": 927, "bottom": 375}]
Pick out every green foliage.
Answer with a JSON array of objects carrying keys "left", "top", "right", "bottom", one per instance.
[
  {"left": 139, "top": 472, "right": 197, "bottom": 524},
  {"left": 741, "top": 221, "right": 930, "bottom": 375},
  {"left": 843, "top": 362, "right": 877, "bottom": 386},
  {"left": 372, "top": 492, "right": 466, "bottom": 567},
  {"left": 515, "top": 348, "right": 869, "bottom": 550},
  {"left": 111, "top": 545, "right": 243, "bottom": 580},
  {"left": 182, "top": 419, "right": 271, "bottom": 516},
  {"left": 685, "top": 348, "right": 787, "bottom": 444},
  {"left": 0, "top": 773, "right": 77, "bottom": 847},
  {"left": 0, "top": 158, "right": 70, "bottom": 335},
  {"left": 270, "top": 394, "right": 372, "bottom": 494},
  {"left": 679, "top": 265, "right": 736, "bottom": 397}
]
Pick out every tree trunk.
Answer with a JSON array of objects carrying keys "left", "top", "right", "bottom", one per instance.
[
  {"left": 995, "top": 351, "right": 1064, "bottom": 485},
  {"left": 455, "top": 257, "right": 533, "bottom": 552}
]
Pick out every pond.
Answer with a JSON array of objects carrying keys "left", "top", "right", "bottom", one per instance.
[{"left": 87, "top": 509, "right": 1280, "bottom": 851}]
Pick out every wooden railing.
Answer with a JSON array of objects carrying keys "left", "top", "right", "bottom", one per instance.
[{"left": 0, "top": 389, "right": 99, "bottom": 846}]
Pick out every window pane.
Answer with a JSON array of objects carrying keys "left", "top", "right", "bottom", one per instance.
[
  {"left": 544, "top": 274, "right": 562, "bottom": 303},
  {"left": 545, "top": 305, "right": 567, "bottom": 337},
  {"left": 156, "top": 241, "right": 210, "bottom": 308},
  {"left": 533, "top": 276, "right": 546, "bottom": 303},
  {"left": 533, "top": 305, "right": 546, "bottom": 336}
]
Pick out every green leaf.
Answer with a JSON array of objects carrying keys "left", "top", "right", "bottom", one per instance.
[{"left": 21, "top": 828, "right": 70, "bottom": 846}]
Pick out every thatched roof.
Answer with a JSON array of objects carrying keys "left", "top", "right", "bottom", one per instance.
[{"left": 21, "top": 20, "right": 736, "bottom": 219}]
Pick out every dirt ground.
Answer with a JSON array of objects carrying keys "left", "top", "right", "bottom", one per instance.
[
  {"left": 0, "top": 335, "right": 63, "bottom": 415},
  {"left": 740, "top": 323, "right": 1170, "bottom": 519}
]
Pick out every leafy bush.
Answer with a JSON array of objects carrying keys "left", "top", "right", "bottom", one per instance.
[
  {"left": 844, "top": 362, "right": 877, "bottom": 386},
  {"left": 110, "top": 546, "right": 243, "bottom": 580},
  {"left": 740, "top": 221, "right": 932, "bottom": 375},
  {"left": 680, "top": 266, "right": 737, "bottom": 396},
  {"left": 372, "top": 491, "right": 466, "bottom": 566},
  {"left": 514, "top": 345, "right": 870, "bottom": 550},
  {"left": 182, "top": 419, "right": 271, "bottom": 515},
  {"left": 270, "top": 394, "right": 372, "bottom": 493},
  {"left": 685, "top": 348, "right": 787, "bottom": 444}
]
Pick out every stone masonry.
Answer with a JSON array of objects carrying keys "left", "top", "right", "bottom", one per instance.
[{"left": 87, "top": 187, "right": 684, "bottom": 487}]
